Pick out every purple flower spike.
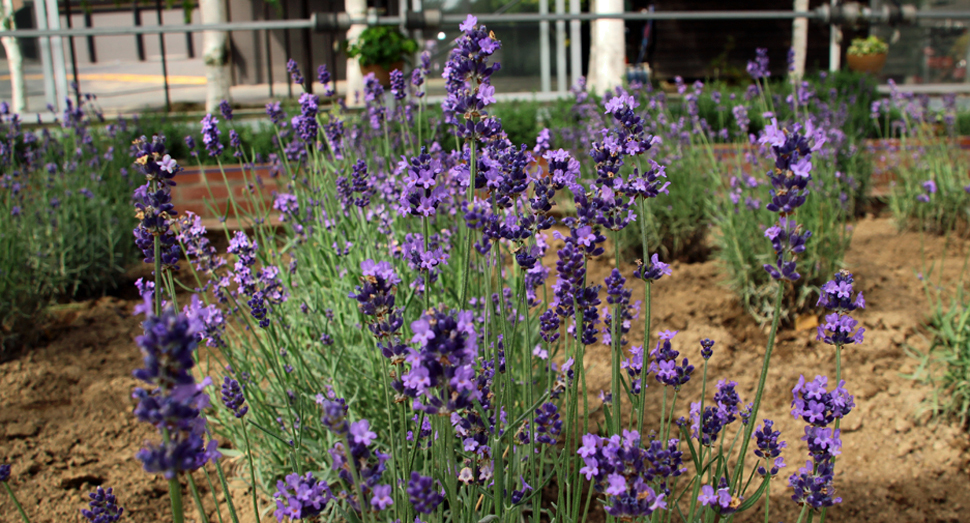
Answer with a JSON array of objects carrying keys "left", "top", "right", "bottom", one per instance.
[
  {"left": 0, "top": 463, "right": 9, "bottom": 482},
  {"left": 81, "top": 486, "right": 124, "bottom": 523}
]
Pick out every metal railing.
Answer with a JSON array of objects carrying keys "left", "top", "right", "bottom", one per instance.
[{"left": 3, "top": 2, "right": 970, "bottom": 112}]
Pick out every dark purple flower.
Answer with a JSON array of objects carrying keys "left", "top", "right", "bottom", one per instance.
[
  {"left": 219, "top": 99, "right": 233, "bottom": 121},
  {"left": 406, "top": 472, "right": 444, "bottom": 514},
  {"left": 699, "top": 338, "right": 715, "bottom": 360},
  {"left": 0, "top": 463, "right": 9, "bottom": 482},
  {"left": 221, "top": 376, "right": 247, "bottom": 418},
  {"left": 286, "top": 58, "right": 304, "bottom": 86},
  {"left": 81, "top": 486, "right": 124, "bottom": 523},
  {"left": 789, "top": 458, "right": 841, "bottom": 509},
  {"left": 747, "top": 48, "right": 770, "bottom": 80},
  {"left": 753, "top": 419, "right": 787, "bottom": 476}
]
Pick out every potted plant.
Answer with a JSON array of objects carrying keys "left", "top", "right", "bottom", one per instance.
[
  {"left": 345, "top": 26, "right": 419, "bottom": 87},
  {"left": 846, "top": 36, "right": 889, "bottom": 74}
]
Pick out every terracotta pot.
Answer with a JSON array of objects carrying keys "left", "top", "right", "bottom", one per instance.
[
  {"left": 846, "top": 53, "right": 887, "bottom": 74},
  {"left": 360, "top": 61, "right": 405, "bottom": 88}
]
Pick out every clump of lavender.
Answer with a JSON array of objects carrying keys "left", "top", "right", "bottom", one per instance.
[{"left": 80, "top": 486, "right": 124, "bottom": 523}]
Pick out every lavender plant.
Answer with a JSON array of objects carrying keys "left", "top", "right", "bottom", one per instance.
[
  {"left": 114, "top": 19, "right": 877, "bottom": 523},
  {"left": 0, "top": 90, "right": 140, "bottom": 337}
]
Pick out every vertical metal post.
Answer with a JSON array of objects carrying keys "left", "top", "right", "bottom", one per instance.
[
  {"left": 45, "top": 0, "right": 69, "bottom": 108},
  {"left": 32, "top": 0, "right": 57, "bottom": 109},
  {"left": 539, "top": 0, "right": 551, "bottom": 93},
  {"left": 185, "top": 7, "right": 195, "bottom": 58},
  {"left": 84, "top": 11, "right": 96, "bottom": 63},
  {"left": 63, "top": 0, "right": 80, "bottom": 105},
  {"left": 300, "top": 0, "right": 312, "bottom": 93},
  {"left": 155, "top": 0, "right": 171, "bottom": 111},
  {"left": 569, "top": 0, "right": 581, "bottom": 87},
  {"left": 829, "top": 0, "right": 841, "bottom": 72},
  {"left": 555, "top": 0, "right": 566, "bottom": 94},
  {"left": 134, "top": 1, "right": 145, "bottom": 61},
  {"left": 264, "top": 1, "right": 273, "bottom": 97},
  {"left": 282, "top": 0, "right": 293, "bottom": 97}
]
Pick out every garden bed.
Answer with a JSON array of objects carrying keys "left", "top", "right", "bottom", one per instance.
[{"left": 1, "top": 212, "right": 968, "bottom": 523}]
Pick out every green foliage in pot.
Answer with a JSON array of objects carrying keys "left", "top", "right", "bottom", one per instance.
[
  {"left": 847, "top": 35, "right": 888, "bottom": 56},
  {"left": 344, "top": 26, "right": 419, "bottom": 68}
]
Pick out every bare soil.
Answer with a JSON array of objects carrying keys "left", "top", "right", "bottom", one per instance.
[{"left": 2, "top": 214, "right": 969, "bottom": 523}]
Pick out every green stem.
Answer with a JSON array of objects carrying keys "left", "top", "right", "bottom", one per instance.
[
  {"left": 213, "top": 459, "right": 241, "bottom": 523},
  {"left": 732, "top": 282, "right": 785, "bottom": 490},
  {"left": 186, "top": 473, "right": 211, "bottom": 523},
  {"left": 4, "top": 482, "right": 31, "bottom": 523},
  {"left": 167, "top": 477, "right": 186, "bottom": 523},
  {"left": 243, "top": 425, "right": 262, "bottom": 523}
]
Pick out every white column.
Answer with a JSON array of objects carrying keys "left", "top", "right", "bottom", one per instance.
[
  {"left": 829, "top": 0, "right": 841, "bottom": 72},
  {"left": 44, "top": 0, "right": 68, "bottom": 109},
  {"left": 569, "top": 0, "right": 581, "bottom": 87},
  {"left": 345, "top": 0, "right": 366, "bottom": 107},
  {"left": 32, "top": 0, "right": 56, "bottom": 109},
  {"left": 555, "top": 0, "right": 566, "bottom": 94},
  {"left": 589, "top": 0, "right": 623, "bottom": 94},
  {"left": 539, "top": 0, "right": 551, "bottom": 93},
  {"left": 1, "top": 0, "right": 27, "bottom": 112},
  {"left": 200, "top": 0, "right": 230, "bottom": 112},
  {"left": 791, "top": 0, "right": 808, "bottom": 78}
]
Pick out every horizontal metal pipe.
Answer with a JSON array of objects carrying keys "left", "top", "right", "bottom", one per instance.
[
  {"left": 452, "top": 11, "right": 819, "bottom": 23},
  {"left": 3, "top": 8, "right": 970, "bottom": 38},
  {"left": 0, "top": 18, "right": 316, "bottom": 37}
]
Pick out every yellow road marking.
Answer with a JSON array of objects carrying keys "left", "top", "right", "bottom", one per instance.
[{"left": 0, "top": 73, "right": 206, "bottom": 84}]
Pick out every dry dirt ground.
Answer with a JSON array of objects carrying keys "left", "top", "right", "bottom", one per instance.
[{"left": 2, "top": 214, "right": 969, "bottom": 523}]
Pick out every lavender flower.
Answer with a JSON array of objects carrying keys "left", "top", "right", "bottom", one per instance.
[
  {"left": 747, "top": 48, "right": 770, "bottom": 80},
  {"left": 441, "top": 15, "right": 504, "bottom": 139},
  {"left": 789, "top": 458, "right": 841, "bottom": 509},
  {"left": 576, "top": 431, "right": 676, "bottom": 517},
  {"left": 817, "top": 271, "right": 866, "bottom": 346},
  {"left": 221, "top": 376, "right": 247, "bottom": 418},
  {"left": 219, "top": 99, "right": 233, "bottom": 121},
  {"left": 753, "top": 419, "right": 787, "bottom": 476},
  {"left": 200, "top": 114, "right": 223, "bottom": 157},
  {"left": 649, "top": 330, "right": 694, "bottom": 389},
  {"left": 0, "top": 464, "right": 9, "bottom": 482},
  {"left": 698, "top": 478, "right": 740, "bottom": 515},
  {"left": 132, "top": 303, "right": 220, "bottom": 479},
  {"left": 406, "top": 472, "right": 444, "bottom": 514},
  {"left": 790, "top": 375, "right": 854, "bottom": 427},
  {"left": 81, "top": 486, "right": 124, "bottom": 523},
  {"left": 286, "top": 59, "right": 304, "bottom": 86},
  {"left": 273, "top": 472, "right": 332, "bottom": 521}
]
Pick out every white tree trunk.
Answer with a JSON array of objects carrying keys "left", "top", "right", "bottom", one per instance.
[
  {"left": 200, "top": 0, "right": 230, "bottom": 113},
  {"left": 791, "top": 0, "right": 808, "bottom": 78},
  {"left": 344, "top": 0, "right": 366, "bottom": 107},
  {"left": 1, "top": 0, "right": 26, "bottom": 112},
  {"left": 588, "top": 0, "right": 623, "bottom": 95}
]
